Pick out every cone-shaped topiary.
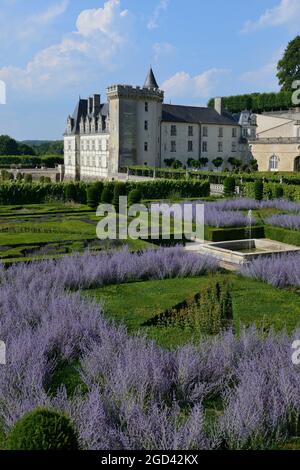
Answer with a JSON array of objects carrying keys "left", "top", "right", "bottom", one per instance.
[
  {"left": 128, "top": 188, "right": 142, "bottom": 206},
  {"left": 7, "top": 408, "right": 79, "bottom": 450}
]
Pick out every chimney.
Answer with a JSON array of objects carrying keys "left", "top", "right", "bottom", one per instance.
[
  {"left": 93, "top": 94, "right": 101, "bottom": 115},
  {"left": 88, "top": 97, "right": 93, "bottom": 115},
  {"left": 214, "top": 97, "right": 224, "bottom": 115}
]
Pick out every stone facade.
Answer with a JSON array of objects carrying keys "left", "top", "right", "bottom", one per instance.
[
  {"left": 250, "top": 110, "right": 300, "bottom": 172},
  {"left": 64, "top": 69, "right": 251, "bottom": 180}
]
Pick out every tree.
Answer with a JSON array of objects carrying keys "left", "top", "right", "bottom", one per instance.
[
  {"left": 0, "top": 135, "right": 19, "bottom": 155},
  {"left": 277, "top": 36, "right": 300, "bottom": 91},
  {"left": 164, "top": 158, "right": 175, "bottom": 168},
  {"left": 212, "top": 158, "right": 223, "bottom": 170},
  {"left": 171, "top": 160, "right": 183, "bottom": 169},
  {"left": 187, "top": 158, "right": 197, "bottom": 168},
  {"left": 199, "top": 157, "right": 209, "bottom": 168}
]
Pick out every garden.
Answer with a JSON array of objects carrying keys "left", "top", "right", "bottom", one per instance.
[
  {"left": 0, "top": 247, "right": 300, "bottom": 450},
  {"left": 0, "top": 178, "right": 300, "bottom": 450}
]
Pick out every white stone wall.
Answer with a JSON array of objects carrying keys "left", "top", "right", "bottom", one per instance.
[
  {"left": 64, "top": 135, "right": 78, "bottom": 179},
  {"left": 201, "top": 124, "right": 241, "bottom": 166},
  {"left": 136, "top": 99, "right": 162, "bottom": 167},
  {"left": 161, "top": 122, "right": 200, "bottom": 164},
  {"left": 161, "top": 122, "right": 243, "bottom": 168}
]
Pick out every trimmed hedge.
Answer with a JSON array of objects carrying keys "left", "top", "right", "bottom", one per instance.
[
  {"left": 207, "top": 91, "right": 293, "bottom": 114},
  {"left": 264, "top": 225, "right": 300, "bottom": 246},
  {"left": 204, "top": 225, "right": 265, "bottom": 242},
  {"left": 243, "top": 182, "right": 300, "bottom": 202},
  {"left": 0, "top": 155, "right": 63, "bottom": 168},
  {"left": 127, "top": 166, "right": 300, "bottom": 186}
]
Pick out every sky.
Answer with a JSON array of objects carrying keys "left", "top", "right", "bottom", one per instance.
[{"left": 0, "top": 0, "right": 299, "bottom": 140}]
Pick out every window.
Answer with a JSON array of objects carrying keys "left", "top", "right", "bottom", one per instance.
[
  {"left": 171, "top": 141, "right": 176, "bottom": 152},
  {"left": 81, "top": 142, "right": 84, "bottom": 151},
  {"left": 269, "top": 154, "right": 279, "bottom": 171},
  {"left": 171, "top": 125, "right": 177, "bottom": 136},
  {"left": 218, "top": 142, "right": 223, "bottom": 152},
  {"left": 144, "top": 142, "right": 148, "bottom": 152},
  {"left": 218, "top": 127, "right": 223, "bottom": 138},
  {"left": 232, "top": 142, "right": 237, "bottom": 152},
  {"left": 92, "top": 140, "right": 95, "bottom": 151},
  {"left": 202, "top": 141, "right": 208, "bottom": 152},
  {"left": 188, "top": 126, "right": 193, "bottom": 137},
  {"left": 144, "top": 120, "right": 148, "bottom": 131},
  {"left": 68, "top": 141, "right": 72, "bottom": 151},
  {"left": 68, "top": 157, "right": 71, "bottom": 165},
  {"left": 188, "top": 141, "right": 193, "bottom": 152},
  {"left": 243, "top": 128, "right": 248, "bottom": 137},
  {"left": 145, "top": 102, "right": 148, "bottom": 112},
  {"left": 203, "top": 126, "right": 208, "bottom": 137},
  {"left": 251, "top": 128, "right": 256, "bottom": 138},
  {"left": 92, "top": 157, "right": 95, "bottom": 167},
  {"left": 87, "top": 156, "right": 90, "bottom": 166},
  {"left": 86, "top": 141, "right": 90, "bottom": 151},
  {"left": 232, "top": 128, "right": 237, "bottom": 138}
]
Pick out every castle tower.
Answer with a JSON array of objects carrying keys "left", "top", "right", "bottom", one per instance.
[{"left": 107, "top": 68, "right": 164, "bottom": 173}]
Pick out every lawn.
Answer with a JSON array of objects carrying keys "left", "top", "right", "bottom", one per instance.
[
  {"left": 0, "top": 203, "right": 155, "bottom": 262},
  {"left": 85, "top": 272, "right": 300, "bottom": 348}
]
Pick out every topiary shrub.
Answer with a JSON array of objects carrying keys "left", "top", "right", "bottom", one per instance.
[
  {"left": 65, "top": 183, "right": 77, "bottom": 202},
  {"left": 7, "top": 408, "right": 79, "bottom": 450},
  {"left": 128, "top": 188, "right": 142, "bottom": 206},
  {"left": 254, "top": 179, "right": 264, "bottom": 201},
  {"left": 101, "top": 186, "right": 113, "bottom": 204},
  {"left": 24, "top": 174, "right": 33, "bottom": 183},
  {"left": 274, "top": 184, "right": 284, "bottom": 199},
  {"left": 223, "top": 176, "right": 236, "bottom": 197},
  {"left": 87, "top": 183, "right": 101, "bottom": 209},
  {"left": 112, "top": 182, "right": 126, "bottom": 212}
]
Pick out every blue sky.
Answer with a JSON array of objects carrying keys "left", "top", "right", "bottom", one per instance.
[{"left": 0, "top": 0, "right": 299, "bottom": 140}]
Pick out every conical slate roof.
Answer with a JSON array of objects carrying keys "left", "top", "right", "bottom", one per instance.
[{"left": 143, "top": 67, "right": 159, "bottom": 89}]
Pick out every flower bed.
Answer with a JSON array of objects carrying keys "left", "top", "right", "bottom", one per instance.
[{"left": 0, "top": 249, "right": 300, "bottom": 449}]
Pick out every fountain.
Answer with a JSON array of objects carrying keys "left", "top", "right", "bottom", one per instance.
[
  {"left": 247, "top": 210, "right": 252, "bottom": 250},
  {"left": 200, "top": 238, "right": 300, "bottom": 265}
]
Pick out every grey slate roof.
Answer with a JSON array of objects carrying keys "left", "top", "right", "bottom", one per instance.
[
  {"left": 70, "top": 99, "right": 108, "bottom": 134},
  {"left": 162, "top": 104, "right": 239, "bottom": 126},
  {"left": 144, "top": 67, "right": 159, "bottom": 89}
]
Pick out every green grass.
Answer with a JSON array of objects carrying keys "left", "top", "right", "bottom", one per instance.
[
  {"left": 0, "top": 204, "right": 155, "bottom": 262},
  {"left": 84, "top": 273, "right": 300, "bottom": 348}
]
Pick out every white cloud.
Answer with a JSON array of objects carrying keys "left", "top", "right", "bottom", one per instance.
[
  {"left": 20, "top": 0, "right": 69, "bottom": 38},
  {"left": 161, "top": 69, "right": 229, "bottom": 100},
  {"left": 29, "top": 0, "right": 69, "bottom": 25},
  {"left": 147, "top": 0, "right": 169, "bottom": 30},
  {"left": 0, "top": 0, "right": 131, "bottom": 94},
  {"left": 153, "top": 42, "right": 175, "bottom": 61},
  {"left": 242, "top": 0, "right": 300, "bottom": 33}
]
